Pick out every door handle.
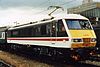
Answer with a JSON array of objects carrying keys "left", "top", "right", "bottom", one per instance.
[{"left": 52, "top": 43, "right": 55, "bottom": 44}]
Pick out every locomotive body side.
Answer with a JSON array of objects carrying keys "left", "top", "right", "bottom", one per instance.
[
  {"left": 6, "top": 14, "right": 97, "bottom": 61},
  {"left": 7, "top": 19, "right": 71, "bottom": 48}
]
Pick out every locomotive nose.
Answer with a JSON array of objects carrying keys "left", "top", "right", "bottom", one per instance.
[{"left": 71, "top": 38, "right": 96, "bottom": 48}]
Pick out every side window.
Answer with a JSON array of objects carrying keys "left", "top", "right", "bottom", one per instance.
[
  {"left": 7, "top": 31, "right": 11, "bottom": 37},
  {"left": 46, "top": 23, "right": 51, "bottom": 37},
  {"left": 31, "top": 27, "right": 36, "bottom": 37},
  {"left": 9, "top": 27, "right": 32, "bottom": 37},
  {"left": 19, "top": 29, "right": 24, "bottom": 37},
  {"left": 57, "top": 20, "right": 68, "bottom": 37},
  {"left": 40, "top": 24, "right": 46, "bottom": 36},
  {"left": 24, "top": 27, "right": 32, "bottom": 37},
  {"left": 36, "top": 26, "right": 41, "bottom": 36},
  {"left": 12, "top": 30, "right": 19, "bottom": 37},
  {"left": 40, "top": 23, "right": 51, "bottom": 37}
]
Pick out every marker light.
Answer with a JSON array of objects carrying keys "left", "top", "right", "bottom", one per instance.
[
  {"left": 72, "top": 39, "right": 82, "bottom": 42},
  {"left": 91, "top": 38, "right": 96, "bottom": 42}
]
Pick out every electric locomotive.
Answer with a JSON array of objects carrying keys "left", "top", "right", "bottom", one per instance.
[{"left": 0, "top": 14, "right": 97, "bottom": 61}]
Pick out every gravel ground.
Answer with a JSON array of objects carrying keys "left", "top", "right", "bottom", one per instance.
[
  {"left": 80, "top": 54, "right": 100, "bottom": 67},
  {"left": 0, "top": 51, "right": 73, "bottom": 67},
  {"left": 0, "top": 50, "right": 99, "bottom": 67},
  {"left": 85, "top": 60, "right": 100, "bottom": 66},
  {"left": 0, "top": 51, "right": 53, "bottom": 67}
]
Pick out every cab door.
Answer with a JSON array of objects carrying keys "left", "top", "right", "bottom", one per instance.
[
  {"left": 50, "top": 21, "right": 57, "bottom": 45},
  {"left": 51, "top": 19, "right": 69, "bottom": 47}
]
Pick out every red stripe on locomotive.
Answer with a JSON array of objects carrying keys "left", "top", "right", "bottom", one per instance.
[{"left": 7, "top": 38, "right": 69, "bottom": 41}]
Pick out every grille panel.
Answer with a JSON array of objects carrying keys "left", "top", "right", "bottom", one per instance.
[{"left": 83, "top": 38, "right": 91, "bottom": 42}]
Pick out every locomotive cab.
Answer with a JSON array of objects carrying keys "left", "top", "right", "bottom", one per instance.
[
  {"left": 51, "top": 14, "right": 96, "bottom": 49},
  {"left": 65, "top": 19, "right": 96, "bottom": 48}
]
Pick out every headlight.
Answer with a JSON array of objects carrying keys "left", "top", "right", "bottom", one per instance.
[
  {"left": 72, "top": 39, "right": 82, "bottom": 42},
  {"left": 91, "top": 38, "right": 96, "bottom": 42}
]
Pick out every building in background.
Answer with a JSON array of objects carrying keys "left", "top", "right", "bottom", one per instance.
[
  {"left": 82, "top": 0, "right": 93, "bottom": 4},
  {"left": 68, "top": 0, "right": 100, "bottom": 25}
]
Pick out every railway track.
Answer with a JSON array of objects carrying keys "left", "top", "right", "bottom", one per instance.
[
  {"left": 0, "top": 49, "right": 100, "bottom": 67},
  {"left": 79, "top": 54, "right": 100, "bottom": 67},
  {"left": 0, "top": 60, "right": 13, "bottom": 67},
  {"left": 89, "top": 54, "right": 100, "bottom": 61},
  {"left": 19, "top": 50, "right": 100, "bottom": 67},
  {"left": 6, "top": 49, "right": 100, "bottom": 67},
  {"left": 0, "top": 44, "right": 100, "bottom": 67}
]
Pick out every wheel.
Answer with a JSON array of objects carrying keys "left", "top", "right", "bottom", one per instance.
[{"left": 70, "top": 54, "right": 81, "bottom": 62}]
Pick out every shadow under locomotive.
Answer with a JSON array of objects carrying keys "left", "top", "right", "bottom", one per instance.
[{"left": 93, "top": 21, "right": 100, "bottom": 54}]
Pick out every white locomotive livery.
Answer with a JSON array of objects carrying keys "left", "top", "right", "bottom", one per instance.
[{"left": 0, "top": 14, "right": 97, "bottom": 61}]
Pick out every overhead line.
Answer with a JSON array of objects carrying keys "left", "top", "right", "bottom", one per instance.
[
  {"left": 59, "top": 0, "right": 77, "bottom": 6},
  {"left": 32, "top": 0, "right": 51, "bottom": 15},
  {"left": 32, "top": 0, "right": 77, "bottom": 15},
  {"left": 32, "top": 9, "right": 48, "bottom": 15},
  {"left": 37, "top": 0, "right": 50, "bottom": 7}
]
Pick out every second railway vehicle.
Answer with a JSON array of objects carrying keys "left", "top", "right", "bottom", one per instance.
[
  {"left": 0, "top": 14, "right": 97, "bottom": 61},
  {"left": 93, "top": 22, "right": 100, "bottom": 54}
]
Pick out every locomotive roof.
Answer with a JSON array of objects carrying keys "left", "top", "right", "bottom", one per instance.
[
  {"left": 54, "top": 14, "right": 88, "bottom": 20},
  {"left": 0, "top": 26, "right": 8, "bottom": 32},
  {"left": 8, "top": 14, "right": 88, "bottom": 30}
]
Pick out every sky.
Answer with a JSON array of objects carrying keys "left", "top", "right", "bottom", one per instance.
[{"left": 0, "top": 0, "right": 100, "bottom": 26}]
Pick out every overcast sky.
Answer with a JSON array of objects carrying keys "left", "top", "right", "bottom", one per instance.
[{"left": 0, "top": 0, "right": 100, "bottom": 26}]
